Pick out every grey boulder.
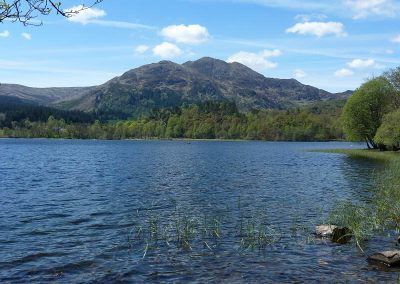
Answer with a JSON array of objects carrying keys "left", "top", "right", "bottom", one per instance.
[{"left": 368, "top": 250, "right": 400, "bottom": 267}]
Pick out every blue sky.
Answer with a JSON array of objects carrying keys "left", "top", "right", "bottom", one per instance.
[{"left": 1, "top": 0, "right": 400, "bottom": 92}]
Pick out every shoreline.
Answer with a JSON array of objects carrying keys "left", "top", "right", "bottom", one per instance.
[
  {"left": 314, "top": 148, "right": 400, "bottom": 162},
  {"left": 0, "top": 136, "right": 348, "bottom": 143}
]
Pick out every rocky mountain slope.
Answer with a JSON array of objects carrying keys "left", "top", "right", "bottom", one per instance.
[{"left": 0, "top": 57, "right": 351, "bottom": 117}]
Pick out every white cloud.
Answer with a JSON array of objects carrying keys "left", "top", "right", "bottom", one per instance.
[
  {"left": 21, "top": 33, "right": 32, "bottom": 40},
  {"left": 294, "top": 69, "right": 307, "bottom": 78},
  {"left": 345, "top": 0, "right": 398, "bottom": 19},
  {"left": 295, "top": 13, "right": 327, "bottom": 22},
  {"left": 232, "top": 0, "right": 334, "bottom": 11},
  {"left": 392, "top": 34, "right": 400, "bottom": 43},
  {"left": 347, "top": 58, "right": 375, "bottom": 68},
  {"left": 0, "top": 30, "right": 10, "bottom": 38},
  {"left": 66, "top": 5, "right": 106, "bottom": 24},
  {"left": 152, "top": 42, "right": 182, "bottom": 59},
  {"left": 286, "top": 21, "right": 346, "bottom": 37},
  {"left": 135, "top": 45, "right": 150, "bottom": 54},
  {"left": 334, "top": 68, "right": 354, "bottom": 77},
  {"left": 65, "top": 5, "right": 154, "bottom": 30},
  {"left": 87, "top": 20, "right": 154, "bottom": 30},
  {"left": 261, "top": 49, "right": 282, "bottom": 57},
  {"left": 230, "top": 0, "right": 399, "bottom": 19},
  {"left": 161, "top": 24, "right": 210, "bottom": 45},
  {"left": 227, "top": 49, "right": 282, "bottom": 71}
]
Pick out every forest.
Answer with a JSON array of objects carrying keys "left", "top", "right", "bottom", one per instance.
[{"left": 0, "top": 99, "right": 345, "bottom": 141}]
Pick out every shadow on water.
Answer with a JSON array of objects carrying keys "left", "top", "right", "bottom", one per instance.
[{"left": 339, "top": 156, "right": 387, "bottom": 202}]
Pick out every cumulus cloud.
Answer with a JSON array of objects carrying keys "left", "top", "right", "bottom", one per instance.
[
  {"left": 0, "top": 30, "right": 10, "bottom": 38},
  {"left": 152, "top": 42, "right": 182, "bottom": 59},
  {"left": 286, "top": 21, "right": 346, "bottom": 37},
  {"left": 345, "top": 0, "right": 398, "bottom": 19},
  {"left": 334, "top": 68, "right": 354, "bottom": 77},
  {"left": 66, "top": 5, "right": 106, "bottom": 24},
  {"left": 135, "top": 45, "right": 150, "bottom": 54},
  {"left": 347, "top": 59, "right": 375, "bottom": 68},
  {"left": 392, "top": 34, "right": 400, "bottom": 43},
  {"left": 161, "top": 24, "right": 210, "bottom": 45},
  {"left": 21, "top": 33, "right": 32, "bottom": 40},
  {"left": 294, "top": 69, "right": 307, "bottom": 79},
  {"left": 227, "top": 49, "right": 282, "bottom": 72}
]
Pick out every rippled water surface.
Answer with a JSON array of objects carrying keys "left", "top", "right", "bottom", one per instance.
[{"left": 0, "top": 139, "right": 397, "bottom": 283}]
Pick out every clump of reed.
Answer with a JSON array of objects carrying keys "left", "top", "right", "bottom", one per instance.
[
  {"left": 327, "top": 151, "right": 400, "bottom": 251},
  {"left": 238, "top": 217, "right": 281, "bottom": 250},
  {"left": 128, "top": 203, "right": 283, "bottom": 258}
]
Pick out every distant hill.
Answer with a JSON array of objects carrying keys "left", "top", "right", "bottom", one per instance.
[
  {"left": 0, "top": 57, "right": 351, "bottom": 118},
  {"left": 0, "top": 95, "right": 95, "bottom": 128},
  {"left": 0, "top": 84, "right": 95, "bottom": 105}
]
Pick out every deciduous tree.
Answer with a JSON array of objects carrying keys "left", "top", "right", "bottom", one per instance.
[{"left": 342, "top": 77, "right": 397, "bottom": 149}]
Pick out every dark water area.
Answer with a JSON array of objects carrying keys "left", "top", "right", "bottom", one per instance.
[{"left": 0, "top": 139, "right": 397, "bottom": 283}]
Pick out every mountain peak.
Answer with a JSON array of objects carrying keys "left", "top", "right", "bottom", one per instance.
[
  {"left": 184, "top": 57, "right": 228, "bottom": 65},
  {"left": 0, "top": 57, "right": 352, "bottom": 117},
  {"left": 183, "top": 56, "right": 262, "bottom": 81}
]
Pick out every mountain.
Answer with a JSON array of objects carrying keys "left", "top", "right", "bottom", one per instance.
[
  {"left": 0, "top": 57, "right": 351, "bottom": 118},
  {"left": 0, "top": 84, "right": 95, "bottom": 105}
]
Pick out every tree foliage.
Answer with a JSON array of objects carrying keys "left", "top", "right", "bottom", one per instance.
[
  {"left": 0, "top": 101, "right": 345, "bottom": 141},
  {"left": 341, "top": 77, "right": 397, "bottom": 149},
  {"left": 0, "top": 0, "right": 103, "bottom": 25},
  {"left": 375, "top": 109, "right": 400, "bottom": 151}
]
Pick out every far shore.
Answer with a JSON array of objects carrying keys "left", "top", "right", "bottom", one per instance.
[{"left": 0, "top": 136, "right": 349, "bottom": 143}]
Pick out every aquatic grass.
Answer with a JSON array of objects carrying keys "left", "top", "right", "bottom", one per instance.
[
  {"left": 127, "top": 202, "right": 287, "bottom": 258},
  {"left": 324, "top": 149, "right": 400, "bottom": 250},
  {"left": 239, "top": 221, "right": 281, "bottom": 250},
  {"left": 328, "top": 201, "right": 379, "bottom": 251},
  {"left": 313, "top": 149, "right": 400, "bottom": 163}
]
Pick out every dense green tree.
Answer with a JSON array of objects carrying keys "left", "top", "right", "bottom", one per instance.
[
  {"left": 375, "top": 109, "right": 400, "bottom": 151},
  {"left": 342, "top": 77, "right": 397, "bottom": 149},
  {"left": 1, "top": 100, "right": 345, "bottom": 141}
]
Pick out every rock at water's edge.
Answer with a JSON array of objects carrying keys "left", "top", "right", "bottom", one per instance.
[
  {"left": 315, "top": 225, "right": 337, "bottom": 238},
  {"left": 368, "top": 250, "right": 400, "bottom": 267}
]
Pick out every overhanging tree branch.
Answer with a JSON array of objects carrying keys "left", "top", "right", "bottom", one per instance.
[{"left": 0, "top": 0, "right": 103, "bottom": 25}]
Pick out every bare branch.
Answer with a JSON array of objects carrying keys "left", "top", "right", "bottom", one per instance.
[{"left": 0, "top": 0, "right": 103, "bottom": 25}]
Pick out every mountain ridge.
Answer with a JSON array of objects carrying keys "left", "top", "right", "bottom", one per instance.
[{"left": 0, "top": 57, "right": 351, "bottom": 117}]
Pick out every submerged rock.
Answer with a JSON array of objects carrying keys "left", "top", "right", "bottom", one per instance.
[
  {"left": 368, "top": 250, "right": 400, "bottom": 267},
  {"left": 315, "top": 225, "right": 352, "bottom": 244}
]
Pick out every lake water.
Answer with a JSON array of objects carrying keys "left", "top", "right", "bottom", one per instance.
[{"left": 0, "top": 139, "right": 397, "bottom": 283}]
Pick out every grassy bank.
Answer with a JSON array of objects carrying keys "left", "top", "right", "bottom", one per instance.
[
  {"left": 317, "top": 149, "right": 400, "bottom": 162},
  {"left": 321, "top": 149, "right": 400, "bottom": 250}
]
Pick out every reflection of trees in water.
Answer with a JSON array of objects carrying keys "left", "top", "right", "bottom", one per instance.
[{"left": 339, "top": 157, "right": 387, "bottom": 203}]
